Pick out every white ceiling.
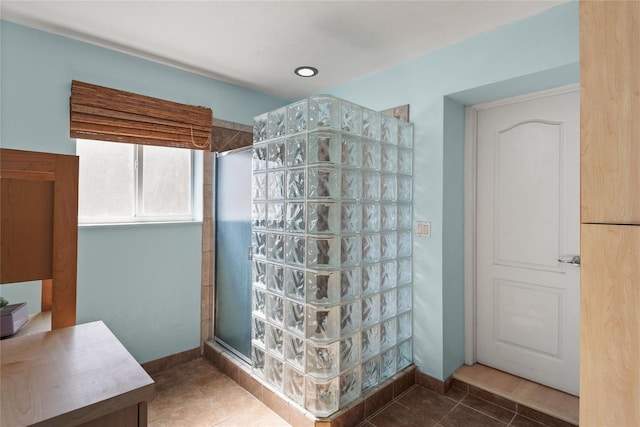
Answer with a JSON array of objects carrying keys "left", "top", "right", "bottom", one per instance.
[{"left": 1, "top": 1, "right": 566, "bottom": 100}]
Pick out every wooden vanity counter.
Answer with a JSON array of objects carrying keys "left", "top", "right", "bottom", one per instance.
[{"left": 0, "top": 321, "right": 154, "bottom": 426}]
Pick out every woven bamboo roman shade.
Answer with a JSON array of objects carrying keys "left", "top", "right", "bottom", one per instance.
[{"left": 70, "top": 80, "right": 212, "bottom": 150}]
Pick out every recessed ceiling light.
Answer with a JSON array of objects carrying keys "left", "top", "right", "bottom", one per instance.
[{"left": 294, "top": 66, "right": 319, "bottom": 77}]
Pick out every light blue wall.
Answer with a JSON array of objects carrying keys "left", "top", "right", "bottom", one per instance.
[
  {"left": 1, "top": 20, "right": 287, "bottom": 363},
  {"left": 326, "top": 2, "right": 579, "bottom": 380}
]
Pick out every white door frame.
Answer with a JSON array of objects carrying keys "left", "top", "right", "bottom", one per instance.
[{"left": 463, "top": 84, "right": 580, "bottom": 365}]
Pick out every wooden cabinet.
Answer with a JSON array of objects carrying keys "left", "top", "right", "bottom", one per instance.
[
  {"left": 580, "top": 224, "right": 640, "bottom": 425},
  {"left": 580, "top": 1, "right": 640, "bottom": 425},
  {"left": 580, "top": 0, "right": 640, "bottom": 224}
]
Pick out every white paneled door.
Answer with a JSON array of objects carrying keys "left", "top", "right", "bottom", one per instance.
[{"left": 476, "top": 89, "right": 580, "bottom": 395}]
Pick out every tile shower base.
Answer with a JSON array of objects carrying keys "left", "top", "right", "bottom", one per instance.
[{"left": 204, "top": 340, "right": 416, "bottom": 427}]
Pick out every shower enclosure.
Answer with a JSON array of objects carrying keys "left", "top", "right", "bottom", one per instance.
[{"left": 249, "top": 95, "right": 413, "bottom": 416}]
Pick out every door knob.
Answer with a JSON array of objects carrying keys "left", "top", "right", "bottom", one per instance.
[{"left": 558, "top": 255, "right": 580, "bottom": 266}]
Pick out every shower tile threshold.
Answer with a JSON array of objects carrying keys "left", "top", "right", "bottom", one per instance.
[{"left": 203, "top": 340, "right": 416, "bottom": 427}]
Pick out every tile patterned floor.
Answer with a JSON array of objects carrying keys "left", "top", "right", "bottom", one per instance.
[{"left": 148, "top": 358, "right": 562, "bottom": 427}]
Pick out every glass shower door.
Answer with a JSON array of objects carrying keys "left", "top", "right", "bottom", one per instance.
[{"left": 214, "top": 147, "right": 252, "bottom": 361}]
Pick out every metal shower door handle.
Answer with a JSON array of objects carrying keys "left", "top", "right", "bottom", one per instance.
[{"left": 558, "top": 255, "right": 581, "bottom": 266}]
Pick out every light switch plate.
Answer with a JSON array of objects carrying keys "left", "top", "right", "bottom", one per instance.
[{"left": 416, "top": 221, "right": 431, "bottom": 237}]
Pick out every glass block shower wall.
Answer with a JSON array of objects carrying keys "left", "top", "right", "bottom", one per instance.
[{"left": 250, "top": 95, "right": 413, "bottom": 417}]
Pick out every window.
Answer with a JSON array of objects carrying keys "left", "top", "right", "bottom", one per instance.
[{"left": 77, "top": 139, "right": 194, "bottom": 223}]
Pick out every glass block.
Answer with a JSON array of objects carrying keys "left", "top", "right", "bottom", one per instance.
[
  {"left": 397, "top": 339, "right": 412, "bottom": 369},
  {"left": 397, "top": 231, "right": 412, "bottom": 257},
  {"left": 285, "top": 267, "right": 305, "bottom": 301},
  {"left": 267, "top": 263, "right": 284, "bottom": 294},
  {"left": 284, "top": 332, "right": 305, "bottom": 369},
  {"left": 268, "top": 108, "right": 286, "bottom": 140},
  {"left": 285, "top": 300, "right": 305, "bottom": 336},
  {"left": 305, "top": 377, "right": 339, "bottom": 417},
  {"left": 380, "top": 348, "right": 397, "bottom": 381},
  {"left": 267, "top": 293, "right": 284, "bottom": 326},
  {"left": 398, "top": 148, "right": 412, "bottom": 175},
  {"left": 307, "top": 202, "right": 340, "bottom": 235},
  {"left": 309, "top": 95, "right": 340, "bottom": 131},
  {"left": 362, "top": 263, "right": 380, "bottom": 295},
  {"left": 362, "top": 293, "right": 380, "bottom": 327},
  {"left": 340, "top": 236, "right": 361, "bottom": 268},
  {"left": 252, "top": 172, "right": 266, "bottom": 200},
  {"left": 380, "top": 145, "right": 397, "bottom": 173},
  {"left": 397, "top": 285, "right": 412, "bottom": 314},
  {"left": 397, "top": 258, "right": 412, "bottom": 286},
  {"left": 252, "top": 345, "right": 265, "bottom": 377},
  {"left": 285, "top": 235, "right": 306, "bottom": 266},
  {"left": 398, "top": 121, "right": 413, "bottom": 148},
  {"left": 341, "top": 202, "right": 361, "bottom": 234},
  {"left": 397, "top": 176, "right": 412, "bottom": 202},
  {"left": 252, "top": 231, "right": 266, "bottom": 258},
  {"left": 308, "top": 131, "right": 341, "bottom": 165},
  {"left": 362, "top": 172, "right": 381, "bottom": 201},
  {"left": 361, "top": 324, "right": 380, "bottom": 360},
  {"left": 308, "top": 166, "right": 340, "bottom": 199},
  {"left": 362, "top": 108, "right": 381, "bottom": 140},
  {"left": 286, "top": 168, "right": 305, "bottom": 199},
  {"left": 340, "top": 367, "right": 361, "bottom": 407},
  {"left": 253, "top": 145, "right": 267, "bottom": 170},
  {"left": 340, "top": 334, "right": 361, "bottom": 371},
  {"left": 306, "top": 306, "right": 340, "bottom": 342},
  {"left": 380, "top": 289, "right": 397, "bottom": 320},
  {"left": 362, "top": 234, "right": 380, "bottom": 264},
  {"left": 286, "top": 202, "right": 305, "bottom": 233},
  {"left": 380, "top": 317, "right": 397, "bottom": 350},
  {"left": 268, "top": 170, "right": 284, "bottom": 200},
  {"left": 341, "top": 169, "right": 362, "bottom": 200},
  {"left": 252, "top": 288, "right": 266, "bottom": 318},
  {"left": 381, "top": 174, "right": 397, "bottom": 202},
  {"left": 381, "top": 233, "right": 398, "bottom": 261},
  {"left": 307, "top": 236, "right": 340, "bottom": 270},
  {"left": 362, "top": 140, "right": 380, "bottom": 170},
  {"left": 362, "top": 356, "right": 380, "bottom": 391},
  {"left": 397, "top": 311, "right": 412, "bottom": 341},
  {"left": 252, "top": 260, "right": 267, "bottom": 288},
  {"left": 252, "top": 202, "right": 266, "bottom": 228},
  {"left": 341, "top": 135, "right": 361, "bottom": 168},
  {"left": 397, "top": 203, "right": 412, "bottom": 230},
  {"left": 253, "top": 113, "right": 268, "bottom": 143},
  {"left": 380, "top": 204, "right": 397, "bottom": 231},
  {"left": 267, "top": 233, "right": 284, "bottom": 262},
  {"left": 287, "top": 99, "right": 308, "bottom": 134},
  {"left": 252, "top": 316, "right": 266, "bottom": 348},
  {"left": 267, "top": 139, "right": 285, "bottom": 169},
  {"left": 284, "top": 365, "right": 305, "bottom": 406},
  {"left": 341, "top": 100, "right": 362, "bottom": 135},
  {"left": 381, "top": 114, "right": 398, "bottom": 145},
  {"left": 340, "top": 268, "right": 361, "bottom": 302},
  {"left": 306, "top": 341, "right": 339, "bottom": 379},
  {"left": 380, "top": 260, "right": 397, "bottom": 290},
  {"left": 265, "top": 354, "right": 284, "bottom": 391},
  {"left": 286, "top": 135, "right": 306, "bottom": 167},
  {"left": 267, "top": 202, "right": 284, "bottom": 230},
  {"left": 266, "top": 323, "right": 284, "bottom": 358},
  {"left": 361, "top": 203, "right": 380, "bottom": 233},
  {"left": 340, "top": 301, "right": 361, "bottom": 336},
  {"left": 307, "top": 270, "right": 340, "bottom": 306}
]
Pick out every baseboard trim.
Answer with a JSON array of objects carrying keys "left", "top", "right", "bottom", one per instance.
[
  {"left": 141, "top": 347, "right": 201, "bottom": 375},
  {"left": 415, "top": 369, "right": 455, "bottom": 395}
]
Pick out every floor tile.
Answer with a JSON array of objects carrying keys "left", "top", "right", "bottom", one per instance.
[
  {"left": 439, "top": 404, "right": 508, "bottom": 427},
  {"left": 460, "top": 394, "right": 515, "bottom": 423}
]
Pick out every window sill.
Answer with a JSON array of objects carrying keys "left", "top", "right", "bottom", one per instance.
[{"left": 78, "top": 220, "right": 202, "bottom": 229}]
